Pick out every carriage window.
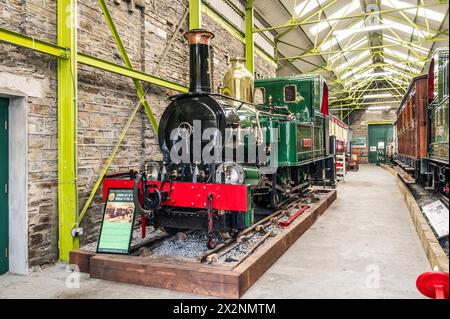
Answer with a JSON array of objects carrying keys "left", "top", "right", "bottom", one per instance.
[
  {"left": 284, "top": 85, "right": 297, "bottom": 103},
  {"left": 254, "top": 87, "right": 265, "bottom": 104}
]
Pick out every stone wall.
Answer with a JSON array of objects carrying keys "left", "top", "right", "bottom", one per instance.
[
  {"left": 0, "top": 0, "right": 276, "bottom": 266},
  {"left": 348, "top": 109, "right": 397, "bottom": 164}
]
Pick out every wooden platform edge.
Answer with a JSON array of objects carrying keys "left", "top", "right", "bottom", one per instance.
[
  {"left": 69, "top": 250, "right": 96, "bottom": 273},
  {"left": 380, "top": 164, "right": 449, "bottom": 273},
  {"left": 69, "top": 189, "right": 337, "bottom": 298}
]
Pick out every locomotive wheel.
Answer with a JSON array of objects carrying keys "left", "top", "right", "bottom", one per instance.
[{"left": 270, "top": 190, "right": 281, "bottom": 209}]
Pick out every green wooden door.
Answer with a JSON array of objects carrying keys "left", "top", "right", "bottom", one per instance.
[
  {"left": 368, "top": 124, "right": 393, "bottom": 164},
  {"left": 0, "top": 98, "right": 8, "bottom": 275}
]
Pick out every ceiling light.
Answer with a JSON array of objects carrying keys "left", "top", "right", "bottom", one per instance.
[
  {"left": 354, "top": 71, "right": 392, "bottom": 79},
  {"left": 363, "top": 93, "right": 393, "bottom": 99}
]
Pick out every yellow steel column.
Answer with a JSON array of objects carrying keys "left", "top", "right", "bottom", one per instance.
[
  {"left": 57, "top": 0, "right": 79, "bottom": 261},
  {"left": 189, "top": 0, "right": 202, "bottom": 30},
  {"left": 245, "top": 1, "right": 254, "bottom": 75}
]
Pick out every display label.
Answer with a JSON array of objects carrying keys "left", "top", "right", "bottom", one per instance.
[
  {"left": 97, "top": 189, "right": 135, "bottom": 254},
  {"left": 421, "top": 200, "right": 449, "bottom": 238}
]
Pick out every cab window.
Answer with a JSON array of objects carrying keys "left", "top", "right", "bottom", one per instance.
[
  {"left": 254, "top": 87, "right": 265, "bottom": 104},
  {"left": 284, "top": 85, "right": 297, "bottom": 103}
]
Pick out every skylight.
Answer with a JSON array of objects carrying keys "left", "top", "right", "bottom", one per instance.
[
  {"left": 382, "top": 18, "right": 432, "bottom": 37},
  {"left": 383, "top": 34, "right": 430, "bottom": 55},
  {"left": 383, "top": 0, "right": 445, "bottom": 22},
  {"left": 328, "top": 38, "right": 368, "bottom": 63},
  {"left": 355, "top": 71, "right": 393, "bottom": 79},
  {"left": 309, "top": 0, "right": 361, "bottom": 35},
  {"left": 294, "top": 0, "right": 327, "bottom": 19},
  {"left": 383, "top": 58, "right": 424, "bottom": 74},
  {"left": 385, "top": 66, "right": 418, "bottom": 77},
  {"left": 383, "top": 48, "right": 426, "bottom": 67},
  {"left": 321, "top": 20, "right": 365, "bottom": 51},
  {"left": 335, "top": 50, "right": 371, "bottom": 70}
]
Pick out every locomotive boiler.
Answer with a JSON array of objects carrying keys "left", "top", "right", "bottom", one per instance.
[{"left": 102, "top": 29, "right": 336, "bottom": 248}]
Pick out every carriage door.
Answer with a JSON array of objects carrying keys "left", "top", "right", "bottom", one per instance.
[
  {"left": 368, "top": 123, "right": 394, "bottom": 164},
  {"left": 0, "top": 98, "right": 8, "bottom": 275}
]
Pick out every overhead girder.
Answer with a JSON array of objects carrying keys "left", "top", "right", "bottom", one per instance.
[{"left": 254, "top": 1, "right": 448, "bottom": 34}]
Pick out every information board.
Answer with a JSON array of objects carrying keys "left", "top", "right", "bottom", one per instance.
[
  {"left": 422, "top": 200, "right": 449, "bottom": 238},
  {"left": 97, "top": 189, "right": 136, "bottom": 254},
  {"left": 352, "top": 137, "right": 366, "bottom": 148}
]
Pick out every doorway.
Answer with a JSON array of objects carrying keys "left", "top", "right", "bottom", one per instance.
[
  {"left": 0, "top": 97, "right": 8, "bottom": 275},
  {"left": 368, "top": 124, "right": 394, "bottom": 164}
]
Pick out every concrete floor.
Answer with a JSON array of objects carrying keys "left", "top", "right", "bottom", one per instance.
[{"left": 0, "top": 164, "right": 430, "bottom": 299}]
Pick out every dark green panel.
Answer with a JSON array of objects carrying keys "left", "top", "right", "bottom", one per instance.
[
  {"left": 255, "top": 74, "right": 324, "bottom": 122},
  {"left": 0, "top": 97, "right": 8, "bottom": 275},
  {"left": 368, "top": 124, "right": 393, "bottom": 164},
  {"left": 278, "top": 121, "right": 297, "bottom": 165}
]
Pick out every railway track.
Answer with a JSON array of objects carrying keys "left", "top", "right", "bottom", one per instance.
[{"left": 129, "top": 189, "right": 323, "bottom": 265}]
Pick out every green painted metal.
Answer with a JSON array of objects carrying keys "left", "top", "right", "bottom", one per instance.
[
  {"left": 279, "top": 121, "right": 298, "bottom": 165},
  {"left": 278, "top": 37, "right": 448, "bottom": 61},
  {"left": 0, "top": 98, "right": 8, "bottom": 275},
  {"left": 0, "top": 27, "right": 69, "bottom": 59},
  {"left": 98, "top": 0, "right": 158, "bottom": 133},
  {"left": 189, "top": 0, "right": 202, "bottom": 30},
  {"left": 245, "top": 1, "right": 254, "bottom": 76},
  {"left": 255, "top": 75, "right": 327, "bottom": 164},
  {"left": 242, "top": 166, "right": 261, "bottom": 187},
  {"left": 429, "top": 97, "right": 449, "bottom": 162},
  {"left": 256, "top": 75, "right": 324, "bottom": 122},
  {"left": 58, "top": 0, "right": 79, "bottom": 262},
  {"left": 368, "top": 124, "right": 394, "bottom": 164},
  {"left": 429, "top": 48, "right": 449, "bottom": 163},
  {"left": 201, "top": 2, "right": 276, "bottom": 67},
  {"left": 78, "top": 53, "right": 188, "bottom": 93}
]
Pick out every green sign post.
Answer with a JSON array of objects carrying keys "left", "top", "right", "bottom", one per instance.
[{"left": 97, "top": 189, "right": 136, "bottom": 254}]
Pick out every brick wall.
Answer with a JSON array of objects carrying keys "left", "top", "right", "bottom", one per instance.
[{"left": 0, "top": 0, "right": 276, "bottom": 266}]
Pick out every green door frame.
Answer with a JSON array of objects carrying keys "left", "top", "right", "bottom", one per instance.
[{"left": 0, "top": 97, "right": 9, "bottom": 275}]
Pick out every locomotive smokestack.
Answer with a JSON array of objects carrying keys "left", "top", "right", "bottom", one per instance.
[{"left": 184, "top": 29, "right": 215, "bottom": 94}]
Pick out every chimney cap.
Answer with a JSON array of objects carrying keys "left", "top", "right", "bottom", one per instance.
[{"left": 184, "top": 29, "right": 215, "bottom": 45}]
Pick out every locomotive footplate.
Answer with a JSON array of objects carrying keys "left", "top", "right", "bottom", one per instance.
[{"left": 153, "top": 209, "right": 232, "bottom": 233}]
